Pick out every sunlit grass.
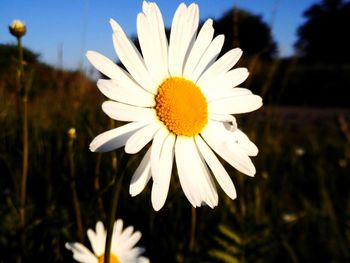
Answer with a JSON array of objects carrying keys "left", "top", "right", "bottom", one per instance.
[{"left": 1, "top": 62, "right": 349, "bottom": 261}]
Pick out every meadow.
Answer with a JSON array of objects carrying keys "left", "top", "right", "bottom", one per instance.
[{"left": 0, "top": 40, "right": 349, "bottom": 263}]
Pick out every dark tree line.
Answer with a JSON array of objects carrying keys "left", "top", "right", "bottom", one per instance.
[
  {"left": 295, "top": 0, "right": 350, "bottom": 63},
  {"left": 214, "top": 0, "right": 350, "bottom": 63},
  {"left": 213, "top": 8, "right": 277, "bottom": 59}
]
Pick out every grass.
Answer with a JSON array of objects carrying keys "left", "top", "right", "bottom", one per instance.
[{"left": 0, "top": 49, "right": 350, "bottom": 263}]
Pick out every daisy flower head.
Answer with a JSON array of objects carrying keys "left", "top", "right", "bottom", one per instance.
[
  {"left": 65, "top": 219, "right": 149, "bottom": 263},
  {"left": 87, "top": 1, "right": 262, "bottom": 211}
]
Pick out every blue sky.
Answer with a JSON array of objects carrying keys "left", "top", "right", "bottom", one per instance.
[{"left": 1, "top": 0, "right": 318, "bottom": 71}]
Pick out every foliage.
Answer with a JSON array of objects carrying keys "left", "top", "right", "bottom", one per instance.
[
  {"left": 209, "top": 210, "right": 275, "bottom": 263},
  {"left": 0, "top": 43, "right": 39, "bottom": 66},
  {"left": 214, "top": 8, "right": 277, "bottom": 59},
  {"left": 295, "top": 0, "right": 350, "bottom": 62},
  {"left": 243, "top": 58, "right": 350, "bottom": 106},
  {"left": 0, "top": 44, "right": 91, "bottom": 99}
]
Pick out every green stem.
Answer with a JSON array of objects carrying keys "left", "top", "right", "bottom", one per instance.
[
  {"left": 19, "top": 96, "right": 28, "bottom": 228},
  {"left": 68, "top": 139, "right": 84, "bottom": 242},
  {"left": 189, "top": 206, "right": 196, "bottom": 253},
  {"left": 16, "top": 35, "right": 27, "bottom": 263},
  {"left": 104, "top": 153, "right": 129, "bottom": 263},
  {"left": 18, "top": 37, "right": 24, "bottom": 81},
  {"left": 185, "top": 206, "right": 196, "bottom": 263},
  {"left": 94, "top": 153, "right": 106, "bottom": 221},
  {"left": 17, "top": 36, "right": 28, "bottom": 229}
]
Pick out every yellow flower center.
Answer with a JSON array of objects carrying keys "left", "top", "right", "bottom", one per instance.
[
  {"left": 155, "top": 77, "right": 208, "bottom": 136},
  {"left": 98, "top": 253, "right": 120, "bottom": 263}
]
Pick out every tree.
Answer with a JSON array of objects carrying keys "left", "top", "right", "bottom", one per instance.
[
  {"left": 214, "top": 7, "right": 277, "bottom": 59},
  {"left": 295, "top": 0, "right": 350, "bottom": 63}
]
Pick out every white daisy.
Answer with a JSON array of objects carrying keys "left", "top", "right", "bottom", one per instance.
[
  {"left": 87, "top": 1, "right": 262, "bottom": 211},
  {"left": 65, "top": 219, "right": 149, "bottom": 263}
]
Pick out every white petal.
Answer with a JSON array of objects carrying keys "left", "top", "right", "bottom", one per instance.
[
  {"left": 182, "top": 3, "right": 200, "bottom": 72},
  {"left": 231, "top": 129, "right": 259, "bottom": 156},
  {"left": 113, "top": 219, "right": 124, "bottom": 239},
  {"left": 207, "top": 87, "right": 252, "bottom": 102},
  {"left": 209, "top": 113, "right": 237, "bottom": 131},
  {"left": 176, "top": 136, "right": 219, "bottom": 208},
  {"left": 119, "top": 230, "right": 142, "bottom": 251},
  {"left": 150, "top": 127, "right": 169, "bottom": 182},
  {"left": 111, "top": 220, "right": 124, "bottom": 254},
  {"left": 150, "top": 2, "right": 169, "bottom": 77},
  {"left": 129, "top": 147, "right": 152, "bottom": 196},
  {"left": 112, "top": 223, "right": 125, "bottom": 250},
  {"left": 151, "top": 133, "right": 176, "bottom": 211},
  {"left": 168, "top": 3, "right": 199, "bottom": 76},
  {"left": 195, "top": 146, "right": 219, "bottom": 208},
  {"left": 86, "top": 51, "right": 122, "bottom": 80},
  {"left": 195, "top": 136, "right": 237, "bottom": 199},
  {"left": 137, "top": 3, "right": 169, "bottom": 84},
  {"left": 119, "top": 226, "right": 134, "bottom": 243},
  {"left": 168, "top": 3, "right": 186, "bottom": 76},
  {"left": 86, "top": 51, "right": 154, "bottom": 96},
  {"left": 96, "top": 79, "right": 155, "bottom": 107},
  {"left": 90, "top": 122, "right": 150, "bottom": 152},
  {"left": 95, "top": 221, "right": 106, "bottom": 240},
  {"left": 142, "top": 0, "right": 149, "bottom": 13},
  {"left": 208, "top": 94, "right": 263, "bottom": 114},
  {"left": 183, "top": 19, "right": 214, "bottom": 79},
  {"left": 197, "top": 48, "right": 242, "bottom": 86},
  {"left": 123, "top": 247, "right": 144, "bottom": 259},
  {"left": 175, "top": 136, "right": 201, "bottom": 207},
  {"left": 125, "top": 122, "right": 162, "bottom": 154},
  {"left": 137, "top": 13, "right": 158, "bottom": 82},
  {"left": 139, "top": 257, "right": 151, "bottom": 263},
  {"left": 110, "top": 19, "right": 157, "bottom": 94},
  {"left": 201, "top": 122, "right": 256, "bottom": 176},
  {"left": 93, "top": 222, "right": 106, "bottom": 255},
  {"left": 201, "top": 68, "right": 249, "bottom": 99},
  {"left": 191, "top": 35, "right": 225, "bottom": 82},
  {"left": 87, "top": 229, "right": 101, "bottom": 256},
  {"left": 102, "top": 101, "right": 157, "bottom": 122},
  {"left": 224, "top": 68, "right": 250, "bottom": 88},
  {"left": 65, "top": 242, "right": 97, "bottom": 263}
]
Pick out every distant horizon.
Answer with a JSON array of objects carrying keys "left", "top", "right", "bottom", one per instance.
[{"left": 1, "top": 0, "right": 318, "bottom": 71}]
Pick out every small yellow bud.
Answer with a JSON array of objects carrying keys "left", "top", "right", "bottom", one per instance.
[
  {"left": 67, "top": 128, "right": 77, "bottom": 140},
  {"left": 9, "top": 20, "right": 26, "bottom": 38}
]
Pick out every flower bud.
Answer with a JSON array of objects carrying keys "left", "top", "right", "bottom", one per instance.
[
  {"left": 9, "top": 20, "right": 26, "bottom": 38},
  {"left": 67, "top": 128, "right": 77, "bottom": 140}
]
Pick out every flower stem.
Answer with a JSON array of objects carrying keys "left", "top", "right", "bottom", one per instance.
[
  {"left": 18, "top": 37, "right": 24, "bottom": 86},
  {"left": 68, "top": 138, "right": 84, "bottom": 242},
  {"left": 94, "top": 153, "right": 106, "bottom": 221},
  {"left": 17, "top": 36, "right": 28, "bottom": 229},
  {"left": 104, "top": 153, "right": 129, "bottom": 263},
  {"left": 189, "top": 206, "right": 196, "bottom": 253},
  {"left": 19, "top": 96, "right": 28, "bottom": 228}
]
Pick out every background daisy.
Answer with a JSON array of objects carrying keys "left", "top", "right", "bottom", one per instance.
[{"left": 66, "top": 219, "right": 149, "bottom": 263}]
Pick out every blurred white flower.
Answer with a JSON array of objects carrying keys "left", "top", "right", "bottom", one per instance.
[
  {"left": 66, "top": 219, "right": 149, "bottom": 263},
  {"left": 282, "top": 213, "right": 299, "bottom": 223},
  {"left": 295, "top": 147, "right": 305, "bottom": 156},
  {"left": 338, "top": 159, "right": 347, "bottom": 168}
]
